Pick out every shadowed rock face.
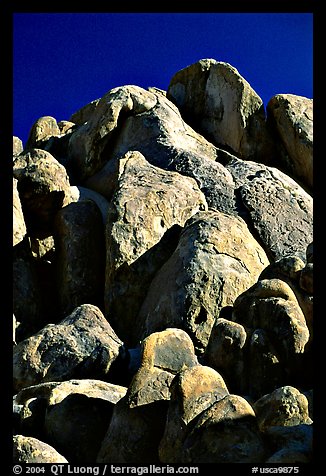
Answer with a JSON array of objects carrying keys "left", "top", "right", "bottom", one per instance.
[{"left": 12, "top": 58, "right": 313, "bottom": 463}]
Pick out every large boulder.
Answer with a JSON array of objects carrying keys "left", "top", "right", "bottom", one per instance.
[
  {"left": 224, "top": 156, "right": 313, "bottom": 261},
  {"left": 13, "top": 149, "right": 72, "bottom": 231},
  {"left": 13, "top": 304, "right": 126, "bottom": 392},
  {"left": 104, "top": 151, "right": 207, "bottom": 345},
  {"left": 167, "top": 58, "right": 274, "bottom": 162},
  {"left": 97, "top": 328, "right": 198, "bottom": 464},
  {"left": 267, "top": 94, "right": 313, "bottom": 191},
  {"left": 137, "top": 209, "right": 269, "bottom": 354},
  {"left": 159, "top": 364, "right": 229, "bottom": 463},
  {"left": 25, "top": 116, "right": 61, "bottom": 149},
  {"left": 68, "top": 85, "right": 220, "bottom": 181}
]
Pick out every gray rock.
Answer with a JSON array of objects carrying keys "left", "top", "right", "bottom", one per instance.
[
  {"left": 25, "top": 116, "right": 61, "bottom": 149},
  {"left": 13, "top": 136, "right": 23, "bottom": 156},
  {"left": 225, "top": 156, "right": 313, "bottom": 261}
]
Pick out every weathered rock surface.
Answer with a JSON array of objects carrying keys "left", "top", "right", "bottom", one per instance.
[
  {"left": 13, "top": 434, "right": 68, "bottom": 463},
  {"left": 13, "top": 304, "right": 125, "bottom": 392},
  {"left": 13, "top": 136, "right": 23, "bottom": 156},
  {"left": 25, "top": 116, "right": 61, "bottom": 149},
  {"left": 97, "top": 328, "right": 198, "bottom": 463},
  {"left": 179, "top": 394, "right": 267, "bottom": 463},
  {"left": 159, "top": 365, "right": 229, "bottom": 463},
  {"left": 104, "top": 151, "right": 207, "bottom": 345},
  {"left": 224, "top": 156, "right": 313, "bottom": 262},
  {"left": 13, "top": 149, "right": 72, "bottom": 231},
  {"left": 253, "top": 386, "right": 312, "bottom": 431},
  {"left": 267, "top": 94, "right": 313, "bottom": 191},
  {"left": 137, "top": 209, "right": 269, "bottom": 354},
  {"left": 12, "top": 58, "right": 313, "bottom": 464},
  {"left": 167, "top": 58, "right": 274, "bottom": 163},
  {"left": 13, "top": 178, "right": 27, "bottom": 246}
]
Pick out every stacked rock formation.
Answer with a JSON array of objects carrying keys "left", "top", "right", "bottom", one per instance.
[{"left": 13, "top": 59, "right": 313, "bottom": 464}]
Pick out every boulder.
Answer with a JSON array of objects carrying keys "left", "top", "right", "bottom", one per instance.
[
  {"left": 253, "top": 386, "right": 313, "bottom": 431},
  {"left": 104, "top": 151, "right": 207, "bottom": 345},
  {"left": 225, "top": 156, "right": 313, "bottom": 261},
  {"left": 13, "top": 178, "right": 27, "bottom": 246},
  {"left": 159, "top": 365, "right": 229, "bottom": 463},
  {"left": 179, "top": 394, "right": 266, "bottom": 463},
  {"left": 68, "top": 85, "right": 220, "bottom": 181},
  {"left": 138, "top": 209, "right": 269, "bottom": 354},
  {"left": 267, "top": 94, "right": 313, "bottom": 191},
  {"left": 13, "top": 136, "right": 23, "bottom": 156},
  {"left": 13, "top": 304, "right": 126, "bottom": 392},
  {"left": 13, "top": 149, "right": 72, "bottom": 231},
  {"left": 203, "top": 317, "right": 247, "bottom": 393},
  {"left": 167, "top": 58, "right": 274, "bottom": 162},
  {"left": 25, "top": 116, "right": 61, "bottom": 149},
  {"left": 232, "top": 279, "right": 310, "bottom": 389},
  {"left": 69, "top": 98, "right": 100, "bottom": 125},
  {"left": 97, "top": 328, "right": 198, "bottom": 463},
  {"left": 53, "top": 199, "right": 105, "bottom": 316},
  {"left": 13, "top": 434, "right": 68, "bottom": 463}
]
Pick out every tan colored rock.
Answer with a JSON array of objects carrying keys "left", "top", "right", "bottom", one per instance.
[
  {"left": 13, "top": 304, "right": 125, "bottom": 392},
  {"left": 159, "top": 365, "right": 229, "bottom": 463},
  {"left": 233, "top": 279, "right": 310, "bottom": 360},
  {"left": 97, "top": 328, "right": 198, "bottom": 464},
  {"left": 69, "top": 98, "right": 100, "bottom": 125},
  {"left": 127, "top": 328, "right": 198, "bottom": 408},
  {"left": 13, "top": 136, "right": 23, "bottom": 156},
  {"left": 13, "top": 434, "right": 68, "bottom": 463},
  {"left": 13, "top": 149, "right": 71, "bottom": 229},
  {"left": 167, "top": 58, "right": 274, "bottom": 162},
  {"left": 267, "top": 94, "right": 313, "bottom": 190},
  {"left": 104, "top": 151, "right": 207, "bottom": 345},
  {"left": 180, "top": 394, "right": 266, "bottom": 463},
  {"left": 26, "top": 116, "right": 61, "bottom": 149},
  {"left": 68, "top": 85, "right": 220, "bottom": 182},
  {"left": 138, "top": 209, "right": 269, "bottom": 354},
  {"left": 253, "top": 386, "right": 312, "bottom": 431},
  {"left": 13, "top": 178, "right": 27, "bottom": 246}
]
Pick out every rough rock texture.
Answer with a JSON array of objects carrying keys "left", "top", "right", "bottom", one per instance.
[
  {"left": 267, "top": 94, "right": 313, "bottom": 191},
  {"left": 224, "top": 156, "right": 313, "bottom": 262},
  {"left": 13, "top": 304, "right": 125, "bottom": 392},
  {"left": 12, "top": 58, "right": 313, "bottom": 464},
  {"left": 97, "top": 328, "right": 198, "bottom": 463},
  {"left": 13, "top": 149, "right": 72, "bottom": 231},
  {"left": 13, "top": 178, "right": 27, "bottom": 246},
  {"left": 13, "top": 434, "right": 68, "bottom": 463},
  {"left": 159, "top": 365, "right": 229, "bottom": 463},
  {"left": 179, "top": 394, "right": 267, "bottom": 463},
  {"left": 104, "top": 151, "right": 207, "bottom": 345},
  {"left": 167, "top": 58, "right": 274, "bottom": 163},
  {"left": 137, "top": 209, "right": 269, "bottom": 354}
]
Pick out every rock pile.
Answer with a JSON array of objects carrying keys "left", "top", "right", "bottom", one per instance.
[{"left": 13, "top": 59, "right": 313, "bottom": 464}]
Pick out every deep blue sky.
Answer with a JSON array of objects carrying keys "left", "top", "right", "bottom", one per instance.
[{"left": 13, "top": 13, "right": 313, "bottom": 146}]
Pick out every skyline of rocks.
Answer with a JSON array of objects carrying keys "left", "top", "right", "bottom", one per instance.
[{"left": 13, "top": 59, "right": 313, "bottom": 464}]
